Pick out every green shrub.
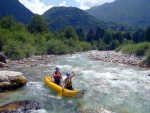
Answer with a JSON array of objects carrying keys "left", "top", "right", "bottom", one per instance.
[
  {"left": 92, "top": 45, "right": 98, "bottom": 50},
  {"left": 34, "top": 35, "right": 47, "bottom": 55},
  {"left": 145, "top": 49, "right": 150, "bottom": 64},
  {"left": 135, "top": 42, "right": 150, "bottom": 56},
  {"left": 80, "top": 41, "right": 91, "bottom": 51},
  {"left": 47, "top": 39, "right": 69, "bottom": 55},
  {"left": 116, "top": 42, "right": 150, "bottom": 56},
  {"left": 11, "top": 32, "right": 34, "bottom": 44},
  {"left": 2, "top": 40, "right": 36, "bottom": 60},
  {"left": 0, "top": 28, "right": 11, "bottom": 51},
  {"left": 23, "top": 44, "right": 35, "bottom": 58},
  {"left": 2, "top": 40, "right": 25, "bottom": 60}
]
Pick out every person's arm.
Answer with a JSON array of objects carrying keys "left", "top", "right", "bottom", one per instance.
[
  {"left": 52, "top": 73, "right": 55, "bottom": 82},
  {"left": 52, "top": 72, "right": 55, "bottom": 78},
  {"left": 70, "top": 71, "right": 75, "bottom": 78},
  {"left": 60, "top": 72, "right": 62, "bottom": 79}
]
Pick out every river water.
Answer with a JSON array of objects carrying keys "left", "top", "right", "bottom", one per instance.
[{"left": 0, "top": 51, "right": 150, "bottom": 113}]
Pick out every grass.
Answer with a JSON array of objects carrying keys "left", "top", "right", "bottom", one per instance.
[{"left": 116, "top": 42, "right": 150, "bottom": 65}]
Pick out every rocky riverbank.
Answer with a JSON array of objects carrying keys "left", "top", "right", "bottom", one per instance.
[
  {"left": 87, "top": 50, "right": 149, "bottom": 67},
  {"left": 0, "top": 54, "right": 57, "bottom": 70}
]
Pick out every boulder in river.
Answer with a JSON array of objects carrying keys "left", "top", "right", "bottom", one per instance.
[
  {"left": 0, "top": 100, "right": 43, "bottom": 112},
  {"left": 0, "top": 71, "right": 27, "bottom": 92}
]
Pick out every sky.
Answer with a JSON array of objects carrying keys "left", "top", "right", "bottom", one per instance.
[{"left": 19, "top": 0, "right": 115, "bottom": 15}]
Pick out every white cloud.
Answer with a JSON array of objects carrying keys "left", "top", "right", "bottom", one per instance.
[
  {"left": 19, "top": 0, "right": 115, "bottom": 14},
  {"left": 59, "top": 1, "right": 67, "bottom": 6},
  {"left": 75, "top": 0, "right": 115, "bottom": 10},
  {"left": 19, "top": 0, "right": 53, "bottom": 15}
]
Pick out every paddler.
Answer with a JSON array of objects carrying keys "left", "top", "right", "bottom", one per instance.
[
  {"left": 63, "top": 71, "right": 75, "bottom": 90},
  {"left": 52, "top": 66, "right": 62, "bottom": 85}
]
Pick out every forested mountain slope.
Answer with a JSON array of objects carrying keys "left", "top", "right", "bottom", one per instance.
[
  {"left": 0, "top": 0, "right": 34, "bottom": 24},
  {"left": 86, "top": 0, "right": 150, "bottom": 27}
]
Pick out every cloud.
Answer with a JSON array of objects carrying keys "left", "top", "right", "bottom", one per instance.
[
  {"left": 59, "top": 1, "right": 67, "bottom": 6},
  {"left": 19, "top": 0, "right": 53, "bottom": 15},
  {"left": 75, "top": 0, "right": 115, "bottom": 10}
]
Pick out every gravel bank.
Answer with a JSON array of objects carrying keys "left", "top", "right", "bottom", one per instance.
[{"left": 87, "top": 50, "right": 147, "bottom": 66}]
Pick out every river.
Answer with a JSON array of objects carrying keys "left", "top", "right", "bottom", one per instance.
[{"left": 0, "top": 51, "right": 150, "bottom": 113}]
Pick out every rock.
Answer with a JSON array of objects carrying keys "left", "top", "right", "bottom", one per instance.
[
  {"left": 0, "top": 53, "right": 6, "bottom": 63},
  {"left": 112, "top": 78, "right": 119, "bottom": 81},
  {"left": 0, "top": 62, "right": 9, "bottom": 68},
  {"left": 0, "top": 100, "right": 43, "bottom": 112},
  {"left": 0, "top": 71, "right": 27, "bottom": 92}
]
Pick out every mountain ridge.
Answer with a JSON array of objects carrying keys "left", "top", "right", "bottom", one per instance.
[
  {"left": 42, "top": 6, "right": 137, "bottom": 32},
  {"left": 0, "top": 0, "right": 34, "bottom": 24},
  {"left": 86, "top": 0, "right": 150, "bottom": 27},
  {"left": 42, "top": 6, "right": 104, "bottom": 32}
]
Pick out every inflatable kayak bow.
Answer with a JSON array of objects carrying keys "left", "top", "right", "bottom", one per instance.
[{"left": 44, "top": 76, "right": 86, "bottom": 98}]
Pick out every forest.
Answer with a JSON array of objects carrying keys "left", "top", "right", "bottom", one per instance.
[{"left": 0, "top": 14, "right": 150, "bottom": 64}]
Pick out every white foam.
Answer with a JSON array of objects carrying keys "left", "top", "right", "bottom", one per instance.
[{"left": 27, "top": 109, "right": 48, "bottom": 113}]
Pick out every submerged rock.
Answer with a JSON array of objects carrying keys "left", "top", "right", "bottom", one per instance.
[
  {"left": 0, "top": 71, "right": 27, "bottom": 92},
  {"left": 0, "top": 100, "right": 43, "bottom": 112}
]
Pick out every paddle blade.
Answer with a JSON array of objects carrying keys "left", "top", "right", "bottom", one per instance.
[{"left": 58, "top": 92, "right": 63, "bottom": 97}]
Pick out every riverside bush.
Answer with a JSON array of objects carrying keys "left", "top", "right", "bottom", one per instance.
[
  {"left": 135, "top": 42, "right": 150, "bottom": 56},
  {"left": 3, "top": 40, "right": 36, "bottom": 60},
  {"left": 47, "top": 39, "right": 69, "bottom": 55},
  {"left": 116, "top": 42, "right": 150, "bottom": 65},
  {"left": 146, "top": 49, "right": 150, "bottom": 64},
  {"left": 116, "top": 42, "right": 150, "bottom": 56},
  {"left": 2, "top": 40, "right": 25, "bottom": 60}
]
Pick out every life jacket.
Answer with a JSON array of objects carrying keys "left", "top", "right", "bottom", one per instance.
[
  {"left": 65, "top": 78, "right": 72, "bottom": 87},
  {"left": 53, "top": 71, "right": 61, "bottom": 80}
]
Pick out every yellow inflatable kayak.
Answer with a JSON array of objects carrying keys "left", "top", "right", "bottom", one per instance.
[{"left": 44, "top": 76, "right": 86, "bottom": 98}]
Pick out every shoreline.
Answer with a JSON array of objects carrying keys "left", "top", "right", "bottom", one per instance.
[
  {"left": 1, "top": 51, "right": 150, "bottom": 70},
  {"left": 87, "top": 50, "right": 149, "bottom": 68}
]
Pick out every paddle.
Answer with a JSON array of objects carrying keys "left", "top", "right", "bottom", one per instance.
[
  {"left": 45, "top": 76, "right": 47, "bottom": 87},
  {"left": 58, "top": 82, "right": 67, "bottom": 97},
  {"left": 58, "top": 75, "right": 65, "bottom": 97}
]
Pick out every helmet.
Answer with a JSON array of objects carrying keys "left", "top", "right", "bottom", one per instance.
[
  {"left": 66, "top": 72, "right": 70, "bottom": 76},
  {"left": 55, "top": 67, "right": 59, "bottom": 70}
]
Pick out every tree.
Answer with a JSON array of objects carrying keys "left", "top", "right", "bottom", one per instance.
[
  {"left": 97, "top": 39, "right": 106, "bottom": 50},
  {"left": 0, "top": 15, "right": 15, "bottom": 30},
  {"left": 115, "top": 32, "right": 123, "bottom": 44},
  {"left": 86, "top": 29, "right": 94, "bottom": 42},
  {"left": 146, "top": 27, "right": 150, "bottom": 42},
  {"left": 28, "top": 14, "right": 48, "bottom": 34},
  {"left": 111, "top": 39, "right": 120, "bottom": 50},
  {"left": 123, "top": 32, "right": 132, "bottom": 40},
  {"left": 11, "top": 22, "right": 26, "bottom": 32},
  {"left": 103, "top": 32, "right": 113, "bottom": 45},
  {"left": 95, "top": 27, "right": 105, "bottom": 40},
  {"left": 2, "top": 40, "right": 25, "bottom": 60},
  {"left": 76, "top": 28, "right": 85, "bottom": 41},
  {"left": 64, "top": 26, "right": 79, "bottom": 40},
  {"left": 0, "top": 28, "right": 11, "bottom": 51},
  {"left": 80, "top": 41, "right": 91, "bottom": 51},
  {"left": 47, "top": 39, "right": 68, "bottom": 55},
  {"left": 34, "top": 35, "right": 47, "bottom": 55}
]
